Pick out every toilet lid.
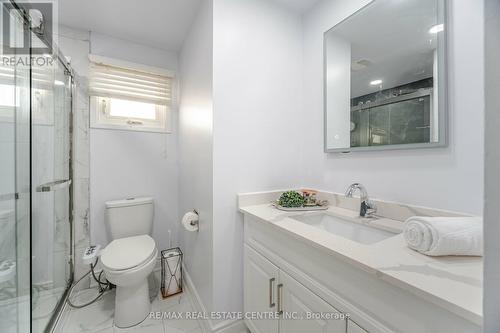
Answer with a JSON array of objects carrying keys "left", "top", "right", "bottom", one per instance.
[{"left": 101, "top": 235, "right": 156, "bottom": 271}]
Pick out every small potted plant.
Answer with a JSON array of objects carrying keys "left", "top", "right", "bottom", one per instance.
[
  {"left": 274, "top": 190, "right": 328, "bottom": 211},
  {"left": 278, "top": 191, "right": 305, "bottom": 208}
]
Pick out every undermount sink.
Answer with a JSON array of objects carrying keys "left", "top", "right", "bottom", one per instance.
[{"left": 290, "top": 213, "right": 396, "bottom": 245}]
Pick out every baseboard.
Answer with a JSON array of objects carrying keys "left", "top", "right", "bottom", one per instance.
[{"left": 183, "top": 266, "right": 249, "bottom": 333}]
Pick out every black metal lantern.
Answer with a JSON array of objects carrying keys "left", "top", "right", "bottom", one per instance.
[{"left": 160, "top": 247, "right": 183, "bottom": 298}]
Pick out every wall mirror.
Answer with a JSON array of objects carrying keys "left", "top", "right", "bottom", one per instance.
[{"left": 324, "top": 0, "right": 447, "bottom": 152}]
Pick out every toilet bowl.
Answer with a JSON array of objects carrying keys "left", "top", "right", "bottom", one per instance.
[
  {"left": 101, "top": 197, "right": 156, "bottom": 328},
  {"left": 101, "top": 235, "right": 158, "bottom": 328}
]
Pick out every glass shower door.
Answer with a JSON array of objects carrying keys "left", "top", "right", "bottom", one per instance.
[
  {"left": 31, "top": 55, "right": 72, "bottom": 332},
  {"left": 0, "top": 5, "right": 31, "bottom": 333}
]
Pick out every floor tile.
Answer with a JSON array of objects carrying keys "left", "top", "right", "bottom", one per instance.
[
  {"left": 152, "top": 292, "right": 189, "bottom": 312},
  {"left": 56, "top": 285, "right": 202, "bottom": 333},
  {"left": 161, "top": 301, "right": 200, "bottom": 332},
  {"left": 162, "top": 325, "right": 187, "bottom": 333},
  {"left": 114, "top": 316, "right": 165, "bottom": 333},
  {"left": 70, "top": 286, "right": 111, "bottom": 306},
  {"left": 63, "top": 290, "right": 115, "bottom": 332},
  {"left": 187, "top": 328, "right": 202, "bottom": 333}
]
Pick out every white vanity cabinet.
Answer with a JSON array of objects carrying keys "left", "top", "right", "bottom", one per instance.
[
  {"left": 242, "top": 213, "right": 481, "bottom": 333},
  {"left": 279, "top": 269, "right": 346, "bottom": 333},
  {"left": 244, "top": 245, "right": 346, "bottom": 333},
  {"left": 244, "top": 245, "right": 280, "bottom": 333},
  {"left": 348, "top": 319, "right": 368, "bottom": 333}
]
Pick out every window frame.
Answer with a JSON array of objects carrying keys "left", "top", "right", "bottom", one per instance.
[
  {"left": 88, "top": 55, "right": 173, "bottom": 133},
  {"left": 90, "top": 96, "right": 170, "bottom": 133}
]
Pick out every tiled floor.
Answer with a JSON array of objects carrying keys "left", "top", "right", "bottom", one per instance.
[
  {"left": 56, "top": 285, "right": 202, "bottom": 333},
  {"left": 0, "top": 294, "right": 30, "bottom": 333},
  {"left": 0, "top": 287, "right": 65, "bottom": 333}
]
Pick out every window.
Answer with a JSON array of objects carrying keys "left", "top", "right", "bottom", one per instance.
[{"left": 89, "top": 56, "right": 173, "bottom": 133}]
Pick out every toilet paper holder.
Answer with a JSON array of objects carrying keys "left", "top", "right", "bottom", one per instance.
[
  {"left": 190, "top": 209, "right": 199, "bottom": 227},
  {"left": 181, "top": 209, "right": 200, "bottom": 232}
]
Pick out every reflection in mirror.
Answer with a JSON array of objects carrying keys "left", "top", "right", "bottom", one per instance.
[{"left": 324, "top": 0, "right": 447, "bottom": 152}]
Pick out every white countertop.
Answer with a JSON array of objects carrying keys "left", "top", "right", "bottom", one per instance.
[{"left": 239, "top": 203, "right": 483, "bottom": 325}]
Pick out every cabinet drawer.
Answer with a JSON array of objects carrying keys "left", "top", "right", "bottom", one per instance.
[
  {"left": 348, "top": 319, "right": 369, "bottom": 333},
  {"left": 280, "top": 270, "right": 346, "bottom": 333}
]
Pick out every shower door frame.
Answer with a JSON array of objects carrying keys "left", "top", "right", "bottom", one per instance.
[
  {"left": 40, "top": 56, "right": 74, "bottom": 333},
  {"left": 7, "top": 0, "right": 76, "bottom": 331}
]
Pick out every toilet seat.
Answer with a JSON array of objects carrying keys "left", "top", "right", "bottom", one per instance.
[{"left": 101, "top": 235, "right": 156, "bottom": 271}]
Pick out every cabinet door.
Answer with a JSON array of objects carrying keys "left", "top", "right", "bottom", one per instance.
[
  {"left": 348, "top": 319, "right": 369, "bottom": 333},
  {"left": 279, "top": 271, "right": 346, "bottom": 333},
  {"left": 244, "top": 245, "right": 280, "bottom": 333}
]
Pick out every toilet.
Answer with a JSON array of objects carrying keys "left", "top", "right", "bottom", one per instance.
[{"left": 100, "top": 197, "right": 157, "bottom": 328}]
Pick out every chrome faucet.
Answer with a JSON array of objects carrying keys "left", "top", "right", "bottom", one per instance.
[{"left": 345, "top": 183, "right": 377, "bottom": 218}]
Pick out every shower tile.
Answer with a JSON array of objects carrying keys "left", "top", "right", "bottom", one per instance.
[
  {"left": 72, "top": 74, "right": 91, "bottom": 268},
  {"left": 73, "top": 178, "right": 90, "bottom": 249},
  {"left": 74, "top": 245, "right": 91, "bottom": 285},
  {"left": 0, "top": 301, "right": 21, "bottom": 333},
  {"left": 51, "top": 249, "right": 70, "bottom": 288}
]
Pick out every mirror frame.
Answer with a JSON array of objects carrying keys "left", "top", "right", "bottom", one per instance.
[{"left": 323, "top": 0, "right": 449, "bottom": 153}]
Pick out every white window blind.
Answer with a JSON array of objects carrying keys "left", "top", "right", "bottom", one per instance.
[
  {"left": 89, "top": 59, "right": 173, "bottom": 133},
  {"left": 89, "top": 62, "right": 172, "bottom": 105}
]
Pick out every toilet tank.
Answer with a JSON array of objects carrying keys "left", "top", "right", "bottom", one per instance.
[{"left": 105, "top": 197, "right": 154, "bottom": 240}]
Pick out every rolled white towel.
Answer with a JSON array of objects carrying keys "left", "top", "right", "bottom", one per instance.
[{"left": 403, "top": 216, "right": 483, "bottom": 256}]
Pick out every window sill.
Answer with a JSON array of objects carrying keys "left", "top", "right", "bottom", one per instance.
[{"left": 90, "top": 122, "right": 171, "bottom": 134}]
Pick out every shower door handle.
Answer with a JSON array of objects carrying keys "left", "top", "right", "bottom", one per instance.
[{"left": 36, "top": 179, "right": 72, "bottom": 192}]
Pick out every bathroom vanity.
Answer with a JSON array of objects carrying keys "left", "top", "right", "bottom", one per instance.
[{"left": 239, "top": 191, "right": 482, "bottom": 333}]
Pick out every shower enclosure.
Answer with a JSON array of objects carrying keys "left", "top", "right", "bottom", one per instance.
[{"left": 0, "top": 2, "right": 74, "bottom": 332}]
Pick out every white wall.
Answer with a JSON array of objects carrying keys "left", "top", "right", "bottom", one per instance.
[
  {"left": 483, "top": 0, "right": 500, "bottom": 331},
  {"left": 90, "top": 130, "right": 178, "bottom": 250},
  {"left": 178, "top": 0, "right": 214, "bottom": 314},
  {"left": 302, "top": 0, "right": 484, "bottom": 215},
  {"left": 90, "top": 32, "right": 178, "bottom": 70},
  {"left": 212, "top": 0, "right": 303, "bottom": 313},
  {"left": 88, "top": 33, "right": 180, "bottom": 251}
]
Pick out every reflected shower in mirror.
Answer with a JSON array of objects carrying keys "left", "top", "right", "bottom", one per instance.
[{"left": 324, "top": 0, "right": 447, "bottom": 152}]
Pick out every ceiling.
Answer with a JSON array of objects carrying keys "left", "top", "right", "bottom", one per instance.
[
  {"left": 58, "top": 0, "right": 322, "bottom": 52},
  {"left": 272, "top": 0, "right": 322, "bottom": 12},
  {"left": 58, "top": 0, "right": 202, "bottom": 51}
]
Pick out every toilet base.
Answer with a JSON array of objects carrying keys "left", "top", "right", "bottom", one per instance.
[{"left": 114, "top": 279, "right": 151, "bottom": 328}]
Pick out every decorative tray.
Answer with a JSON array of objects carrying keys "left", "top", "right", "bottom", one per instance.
[{"left": 272, "top": 201, "right": 329, "bottom": 212}]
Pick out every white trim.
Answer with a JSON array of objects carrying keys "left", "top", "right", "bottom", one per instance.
[
  {"left": 183, "top": 267, "right": 212, "bottom": 333},
  {"left": 89, "top": 96, "right": 171, "bottom": 134},
  {"left": 183, "top": 267, "right": 249, "bottom": 333},
  {"left": 88, "top": 54, "right": 175, "bottom": 78}
]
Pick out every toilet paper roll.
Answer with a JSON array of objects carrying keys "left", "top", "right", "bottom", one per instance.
[{"left": 182, "top": 211, "right": 199, "bottom": 232}]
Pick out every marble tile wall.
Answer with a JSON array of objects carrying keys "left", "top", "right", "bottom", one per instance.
[
  {"left": 72, "top": 74, "right": 91, "bottom": 285},
  {"left": 56, "top": 27, "right": 92, "bottom": 287}
]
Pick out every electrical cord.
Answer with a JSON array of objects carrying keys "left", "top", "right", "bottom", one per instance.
[{"left": 67, "top": 258, "right": 111, "bottom": 308}]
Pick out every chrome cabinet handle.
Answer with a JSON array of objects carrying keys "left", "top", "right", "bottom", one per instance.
[
  {"left": 36, "top": 179, "right": 71, "bottom": 192},
  {"left": 269, "top": 278, "right": 276, "bottom": 308},
  {"left": 277, "top": 283, "right": 283, "bottom": 315}
]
